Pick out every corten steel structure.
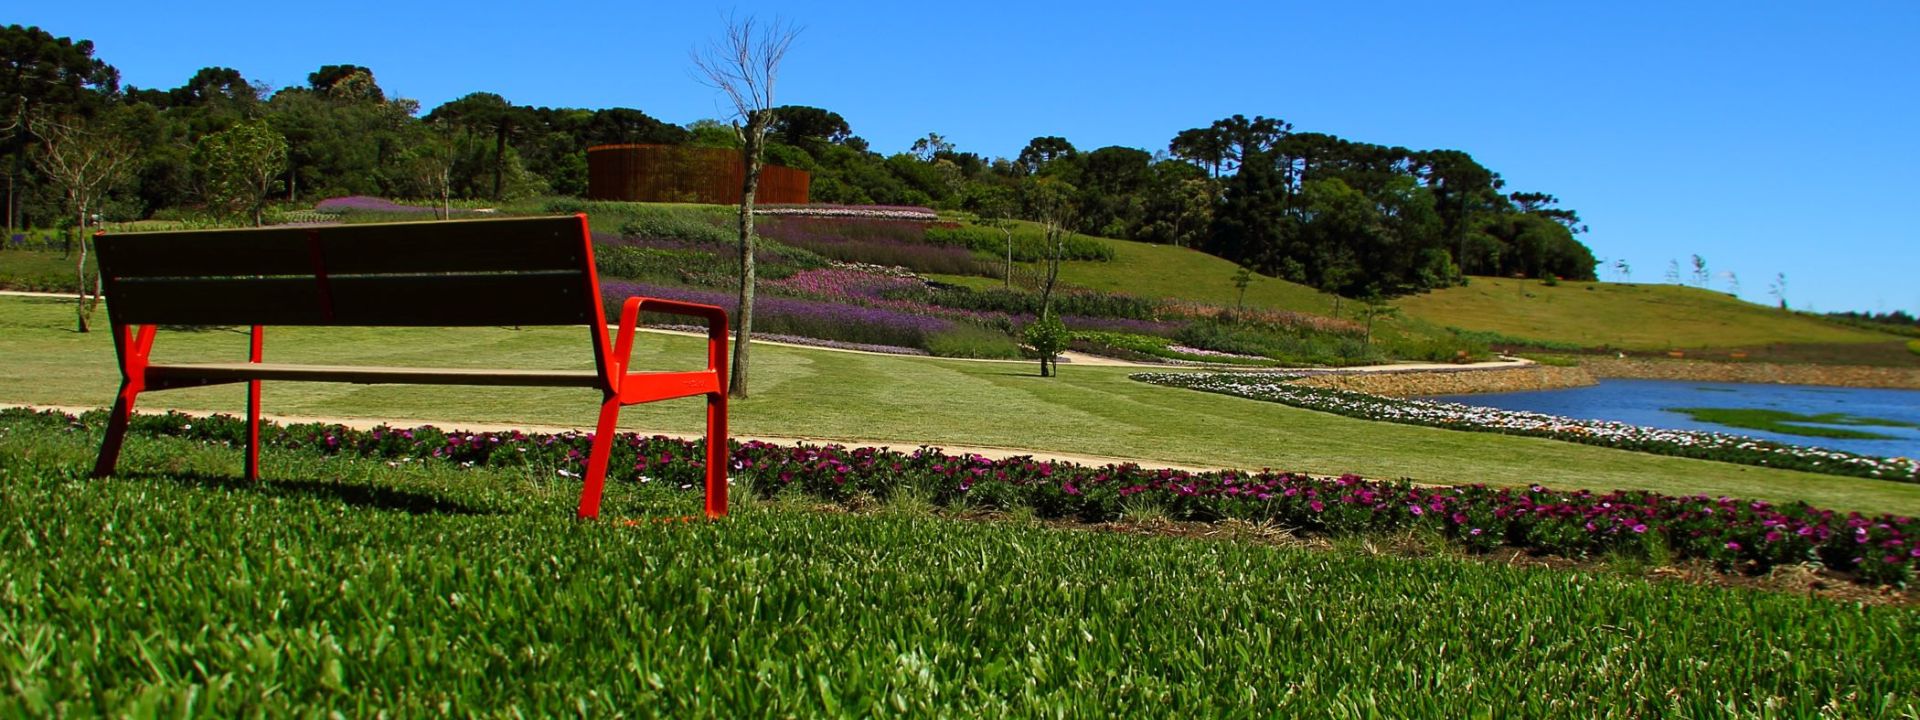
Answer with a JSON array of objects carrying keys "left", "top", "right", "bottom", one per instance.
[
  {"left": 88, "top": 215, "right": 732, "bottom": 520},
  {"left": 586, "top": 143, "right": 810, "bottom": 204}
]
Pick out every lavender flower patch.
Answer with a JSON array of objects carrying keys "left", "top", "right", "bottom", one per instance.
[
  {"left": 755, "top": 215, "right": 982, "bottom": 275},
  {"left": 1062, "top": 315, "right": 1186, "bottom": 337},
  {"left": 648, "top": 325, "right": 930, "bottom": 356},
  {"left": 603, "top": 280, "right": 954, "bottom": 349},
  {"left": 765, "top": 267, "right": 926, "bottom": 301}
]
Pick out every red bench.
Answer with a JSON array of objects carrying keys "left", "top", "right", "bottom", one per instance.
[{"left": 89, "top": 214, "right": 730, "bottom": 519}]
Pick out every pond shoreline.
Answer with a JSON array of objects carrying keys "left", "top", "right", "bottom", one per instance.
[
  {"left": 1299, "top": 357, "right": 1920, "bottom": 397},
  {"left": 1292, "top": 364, "right": 1596, "bottom": 397},
  {"left": 1581, "top": 357, "right": 1920, "bottom": 390}
]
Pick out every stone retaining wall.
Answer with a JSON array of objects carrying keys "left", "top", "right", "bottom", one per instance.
[
  {"left": 1293, "top": 365, "right": 1597, "bottom": 398},
  {"left": 1581, "top": 358, "right": 1920, "bottom": 389}
]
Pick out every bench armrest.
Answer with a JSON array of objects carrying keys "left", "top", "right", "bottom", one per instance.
[{"left": 608, "top": 296, "right": 730, "bottom": 393}]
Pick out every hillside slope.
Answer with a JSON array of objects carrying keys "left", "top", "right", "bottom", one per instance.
[{"left": 1397, "top": 277, "right": 1896, "bottom": 351}]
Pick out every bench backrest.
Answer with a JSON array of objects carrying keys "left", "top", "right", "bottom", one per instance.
[{"left": 96, "top": 215, "right": 605, "bottom": 328}]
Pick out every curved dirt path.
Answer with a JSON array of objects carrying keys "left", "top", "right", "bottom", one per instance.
[{"left": 10, "top": 403, "right": 1232, "bottom": 474}]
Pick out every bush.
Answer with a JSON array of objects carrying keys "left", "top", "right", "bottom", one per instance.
[
  {"left": 1021, "top": 313, "right": 1071, "bottom": 371},
  {"left": 926, "top": 325, "right": 1023, "bottom": 359},
  {"left": 926, "top": 225, "right": 1115, "bottom": 262},
  {"left": 595, "top": 246, "right": 727, "bottom": 283},
  {"left": 1174, "top": 320, "right": 1386, "bottom": 367},
  {"left": 1908, "top": 339, "right": 1920, "bottom": 356},
  {"left": 618, "top": 210, "right": 734, "bottom": 245}
]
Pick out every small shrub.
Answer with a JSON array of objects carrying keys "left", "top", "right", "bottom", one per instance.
[
  {"left": 596, "top": 246, "right": 724, "bottom": 282},
  {"left": 1907, "top": 339, "right": 1920, "bottom": 356},
  {"left": 1021, "top": 313, "right": 1071, "bottom": 374},
  {"left": 927, "top": 225, "right": 1116, "bottom": 262},
  {"left": 618, "top": 209, "right": 734, "bottom": 245}
]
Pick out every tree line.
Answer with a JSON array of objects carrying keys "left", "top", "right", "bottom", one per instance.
[{"left": 1, "top": 24, "right": 1597, "bottom": 298}]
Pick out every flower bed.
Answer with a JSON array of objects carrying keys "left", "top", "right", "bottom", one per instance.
[
  {"left": 1132, "top": 372, "right": 1920, "bottom": 482},
  {"left": 25, "top": 407, "right": 1912, "bottom": 587},
  {"left": 602, "top": 280, "right": 953, "bottom": 350}
]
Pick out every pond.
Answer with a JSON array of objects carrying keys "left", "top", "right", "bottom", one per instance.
[{"left": 1429, "top": 379, "right": 1920, "bottom": 459}]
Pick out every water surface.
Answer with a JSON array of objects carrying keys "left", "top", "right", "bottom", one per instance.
[{"left": 1428, "top": 379, "right": 1920, "bottom": 458}]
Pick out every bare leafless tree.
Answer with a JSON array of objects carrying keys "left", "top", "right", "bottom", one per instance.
[
  {"left": 31, "top": 114, "right": 135, "bottom": 332},
  {"left": 692, "top": 14, "right": 800, "bottom": 399}
]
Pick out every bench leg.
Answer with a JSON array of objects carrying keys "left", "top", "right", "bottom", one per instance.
[
  {"left": 245, "top": 379, "right": 262, "bottom": 481},
  {"left": 245, "top": 326, "right": 264, "bottom": 481},
  {"left": 704, "top": 391, "right": 728, "bottom": 519},
  {"left": 578, "top": 394, "right": 623, "bottom": 519},
  {"left": 92, "top": 381, "right": 139, "bottom": 478}
]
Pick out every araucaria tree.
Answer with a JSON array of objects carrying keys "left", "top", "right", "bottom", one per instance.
[
  {"left": 30, "top": 114, "right": 133, "bottom": 333},
  {"left": 693, "top": 15, "right": 799, "bottom": 399}
]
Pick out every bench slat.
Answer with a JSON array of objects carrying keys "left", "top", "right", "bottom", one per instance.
[
  {"left": 146, "top": 362, "right": 603, "bottom": 387},
  {"left": 107, "top": 272, "right": 597, "bottom": 326},
  {"left": 96, "top": 216, "right": 589, "bottom": 278}
]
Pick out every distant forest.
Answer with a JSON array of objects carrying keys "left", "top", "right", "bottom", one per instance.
[{"left": 2, "top": 24, "right": 1597, "bottom": 297}]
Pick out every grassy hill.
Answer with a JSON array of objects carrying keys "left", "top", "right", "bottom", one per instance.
[
  {"left": 1396, "top": 276, "right": 1902, "bottom": 353},
  {"left": 988, "top": 229, "right": 1904, "bottom": 361}
]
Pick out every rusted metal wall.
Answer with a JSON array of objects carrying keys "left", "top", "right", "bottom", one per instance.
[{"left": 585, "top": 144, "right": 810, "bottom": 204}]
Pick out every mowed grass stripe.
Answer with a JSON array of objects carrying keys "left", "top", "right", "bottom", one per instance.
[
  {"left": 2, "top": 295, "right": 1917, "bottom": 515},
  {"left": 1, "top": 425, "right": 1913, "bottom": 716}
]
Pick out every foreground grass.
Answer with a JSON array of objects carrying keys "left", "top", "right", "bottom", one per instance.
[
  {"left": 1397, "top": 276, "right": 1897, "bottom": 351},
  {"left": 4, "top": 295, "right": 1919, "bottom": 515},
  {"left": 2, "top": 422, "right": 1914, "bottom": 716}
]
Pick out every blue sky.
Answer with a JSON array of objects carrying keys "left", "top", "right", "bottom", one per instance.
[{"left": 17, "top": 2, "right": 1919, "bottom": 314}]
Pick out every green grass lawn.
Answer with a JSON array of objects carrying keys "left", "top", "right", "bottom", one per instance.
[
  {"left": 1398, "top": 276, "right": 1898, "bottom": 351},
  {"left": 2, "top": 422, "right": 1912, "bottom": 716},
  {"left": 0, "top": 249, "right": 91, "bottom": 293},
  {"left": 3, "top": 295, "right": 1918, "bottom": 515}
]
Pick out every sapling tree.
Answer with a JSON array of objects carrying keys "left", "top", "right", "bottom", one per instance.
[
  {"left": 1665, "top": 259, "right": 1682, "bottom": 285},
  {"left": 1232, "top": 264, "right": 1254, "bottom": 311},
  {"left": 969, "top": 185, "right": 1018, "bottom": 288},
  {"left": 1768, "top": 272, "right": 1788, "bottom": 310},
  {"left": 1023, "top": 176, "right": 1078, "bottom": 376},
  {"left": 1357, "top": 294, "right": 1399, "bottom": 347},
  {"left": 30, "top": 113, "right": 134, "bottom": 333},
  {"left": 1613, "top": 258, "right": 1631, "bottom": 282},
  {"left": 1691, "top": 254, "right": 1709, "bottom": 288},
  {"left": 693, "top": 14, "right": 800, "bottom": 399}
]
